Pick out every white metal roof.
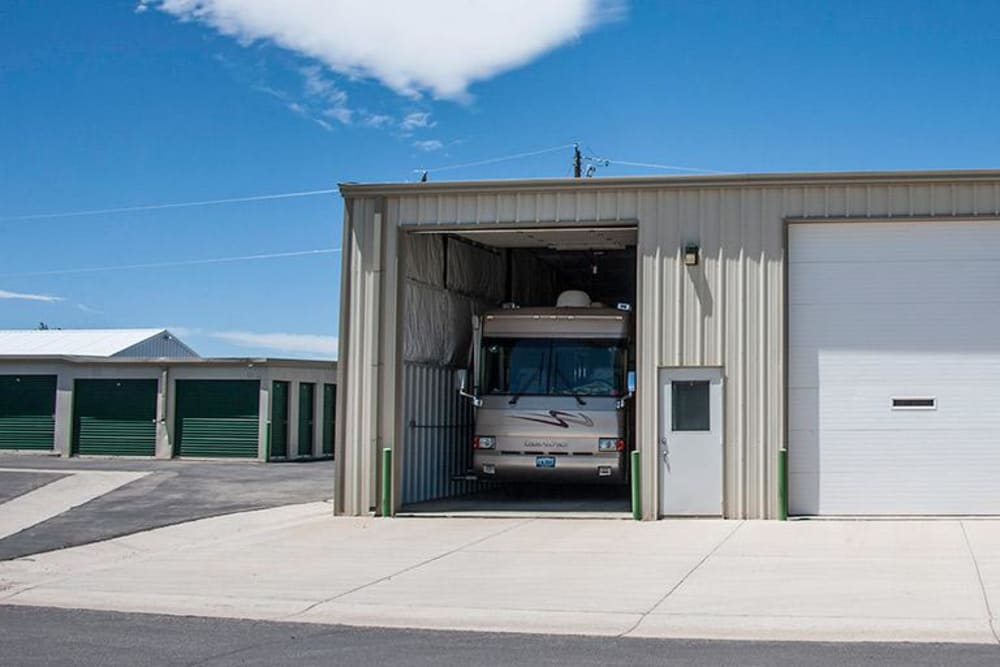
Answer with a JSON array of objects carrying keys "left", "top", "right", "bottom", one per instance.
[{"left": 0, "top": 329, "right": 193, "bottom": 357}]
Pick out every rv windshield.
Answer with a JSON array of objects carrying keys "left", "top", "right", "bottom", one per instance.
[{"left": 481, "top": 338, "right": 626, "bottom": 397}]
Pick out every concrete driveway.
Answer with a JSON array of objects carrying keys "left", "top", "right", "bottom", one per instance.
[
  {"left": 0, "top": 455, "right": 333, "bottom": 560},
  {"left": 1, "top": 506, "right": 998, "bottom": 645}
]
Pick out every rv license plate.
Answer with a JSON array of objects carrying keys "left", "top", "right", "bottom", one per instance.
[{"left": 535, "top": 456, "right": 556, "bottom": 468}]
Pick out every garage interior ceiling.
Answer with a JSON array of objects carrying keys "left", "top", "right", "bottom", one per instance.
[
  {"left": 415, "top": 225, "right": 637, "bottom": 250},
  {"left": 412, "top": 225, "right": 638, "bottom": 307},
  {"left": 528, "top": 246, "right": 636, "bottom": 307}
]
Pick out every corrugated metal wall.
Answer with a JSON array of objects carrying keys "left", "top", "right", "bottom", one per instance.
[
  {"left": 335, "top": 196, "right": 391, "bottom": 516},
  {"left": 396, "top": 230, "right": 506, "bottom": 505},
  {"left": 337, "top": 175, "right": 1000, "bottom": 519},
  {"left": 401, "top": 363, "right": 480, "bottom": 505},
  {"left": 636, "top": 187, "right": 784, "bottom": 520}
]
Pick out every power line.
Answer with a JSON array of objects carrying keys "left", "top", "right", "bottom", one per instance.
[
  {"left": 0, "top": 248, "right": 340, "bottom": 279},
  {"left": 604, "top": 159, "right": 730, "bottom": 174},
  {"left": 0, "top": 188, "right": 340, "bottom": 223},
  {"left": 0, "top": 151, "right": 729, "bottom": 224},
  {"left": 416, "top": 143, "right": 575, "bottom": 175},
  {"left": 569, "top": 143, "right": 729, "bottom": 177}
]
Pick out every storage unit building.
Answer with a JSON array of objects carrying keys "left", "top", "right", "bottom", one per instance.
[
  {"left": 0, "top": 329, "right": 195, "bottom": 454},
  {"left": 0, "top": 355, "right": 336, "bottom": 461},
  {"left": 336, "top": 169, "right": 1000, "bottom": 519}
]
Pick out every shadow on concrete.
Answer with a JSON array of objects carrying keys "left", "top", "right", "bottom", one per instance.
[{"left": 399, "top": 483, "right": 631, "bottom": 518}]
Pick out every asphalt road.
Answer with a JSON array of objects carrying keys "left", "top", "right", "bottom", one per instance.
[
  {"left": 0, "top": 471, "right": 66, "bottom": 505},
  {"left": 0, "top": 606, "right": 997, "bottom": 666},
  {"left": 0, "top": 455, "right": 333, "bottom": 561}
]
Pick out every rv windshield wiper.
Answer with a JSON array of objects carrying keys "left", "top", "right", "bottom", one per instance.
[{"left": 553, "top": 368, "right": 587, "bottom": 406}]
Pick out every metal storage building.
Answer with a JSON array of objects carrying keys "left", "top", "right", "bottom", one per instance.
[
  {"left": 0, "top": 328, "right": 196, "bottom": 454},
  {"left": 335, "top": 169, "right": 1000, "bottom": 520},
  {"left": 1, "top": 352, "right": 336, "bottom": 460}
]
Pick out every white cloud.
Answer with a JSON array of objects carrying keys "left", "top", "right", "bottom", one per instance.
[
  {"left": 321, "top": 106, "right": 352, "bottom": 125},
  {"left": 413, "top": 139, "right": 444, "bottom": 152},
  {"left": 362, "top": 113, "right": 393, "bottom": 129},
  {"left": 301, "top": 66, "right": 346, "bottom": 103},
  {"left": 401, "top": 111, "right": 434, "bottom": 132},
  {"left": 0, "top": 289, "right": 63, "bottom": 303},
  {"left": 150, "top": 0, "right": 624, "bottom": 99},
  {"left": 300, "top": 65, "right": 352, "bottom": 124},
  {"left": 209, "top": 330, "right": 338, "bottom": 357}
]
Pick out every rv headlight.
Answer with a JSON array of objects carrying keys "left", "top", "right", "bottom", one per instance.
[
  {"left": 598, "top": 438, "right": 625, "bottom": 452},
  {"left": 473, "top": 436, "right": 496, "bottom": 450}
]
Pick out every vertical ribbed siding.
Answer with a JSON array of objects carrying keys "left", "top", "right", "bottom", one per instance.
[
  {"left": 401, "top": 363, "right": 480, "bottom": 505},
  {"left": 638, "top": 187, "right": 786, "bottom": 519},
  {"left": 335, "top": 196, "right": 397, "bottom": 515},
  {"left": 338, "top": 177, "right": 1000, "bottom": 519}
]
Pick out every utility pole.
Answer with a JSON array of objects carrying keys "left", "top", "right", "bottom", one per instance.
[{"left": 573, "top": 143, "right": 582, "bottom": 178}]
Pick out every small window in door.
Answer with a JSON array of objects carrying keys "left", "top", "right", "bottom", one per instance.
[{"left": 672, "top": 381, "right": 710, "bottom": 431}]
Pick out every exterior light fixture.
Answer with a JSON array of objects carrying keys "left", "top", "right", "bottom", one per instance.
[{"left": 684, "top": 244, "right": 700, "bottom": 266}]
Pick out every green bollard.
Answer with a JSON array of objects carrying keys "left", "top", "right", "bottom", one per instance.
[
  {"left": 630, "top": 450, "right": 641, "bottom": 521},
  {"left": 381, "top": 447, "right": 393, "bottom": 518},
  {"left": 778, "top": 448, "right": 788, "bottom": 521}
]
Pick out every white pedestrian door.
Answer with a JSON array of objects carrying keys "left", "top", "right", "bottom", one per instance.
[{"left": 658, "top": 368, "right": 723, "bottom": 516}]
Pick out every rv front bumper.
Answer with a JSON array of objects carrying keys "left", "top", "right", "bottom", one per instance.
[{"left": 473, "top": 451, "right": 625, "bottom": 484}]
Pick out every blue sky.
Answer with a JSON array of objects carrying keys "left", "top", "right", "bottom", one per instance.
[{"left": 3, "top": 1, "right": 999, "bottom": 358}]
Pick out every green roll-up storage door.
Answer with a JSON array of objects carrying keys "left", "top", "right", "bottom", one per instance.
[
  {"left": 73, "top": 379, "right": 157, "bottom": 456},
  {"left": 270, "top": 381, "right": 289, "bottom": 459},
  {"left": 298, "top": 382, "right": 315, "bottom": 457},
  {"left": 0, "top": 375, "right": 57, "bottom": 450},
  {"left": 322, "top": 383, "right": 336, "bottom": 456},
  {"left": 175, "top": 380, "right": 260, "bottom": 458}
]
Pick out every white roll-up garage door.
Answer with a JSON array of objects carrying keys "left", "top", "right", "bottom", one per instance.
[{"left": 789, "top": 220, "right": 1000, "bottom": 515}]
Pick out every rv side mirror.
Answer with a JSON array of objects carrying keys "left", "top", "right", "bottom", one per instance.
[
  {"left": 454, "top": 369, "right": 468, "bottom": 393},
  {"left": 455, "top": 369, "right": 483, "bottom": 407},
  {"left": 617, "top": 371, "right": 637, "bottom": 410}
]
